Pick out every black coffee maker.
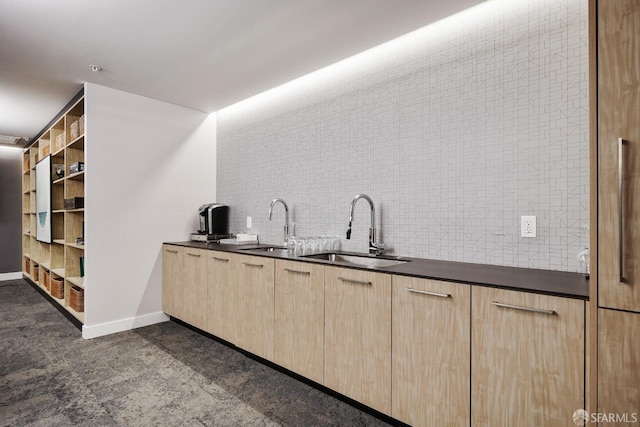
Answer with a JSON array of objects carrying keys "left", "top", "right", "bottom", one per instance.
[{"left": 198, "top": 203, "right": 229, "bottom": 236}]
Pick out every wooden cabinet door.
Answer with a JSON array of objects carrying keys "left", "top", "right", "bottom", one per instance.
[
  {"left": 392, "top": 276, "right": 470, "bottom": 427},
  {"left": 598, "top": 308, "right": 640, "bottom": 420},
  {"left": 181, "top": 247, "right": 208, "bottom": 330},
  {"left": 274, "top": 260, "right": 325, "bottom": 384},
  {"left": 598, "top": 0, "right": 640, "bottom": 312},
  {"left": 471, "top": 287, "right": 584, "bottom": 427},
  {"left": 324, "top": 266, "right": 391, "bottom": 415},
  {"left": 162, "top": 244, "right": 183, "bottom": 317},
  {"left": 206, "top": 251, "right": 237, "bottom": 343},
  {"left": 234, "top": 254, "right": 275, "bottom": 361}
]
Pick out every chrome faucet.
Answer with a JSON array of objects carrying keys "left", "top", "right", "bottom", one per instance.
[
  {"left": 346, "top": 193, "right": 384, "bottom": 256},
  {"left": 268, "top": 198, "right": 289, "bottom": 246}
]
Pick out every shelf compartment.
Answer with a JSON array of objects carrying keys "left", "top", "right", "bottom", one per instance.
[
  {"left": 68, "top": 286, "right": 84, "bottom": 313},
  {"left": 51, "top": 212, "right": 64, "bottom": 241},
  {"left": 51, "top": 268, "right": 65, "bottom": 278},
  {"left": 49, "top": 116, "right": 64, "bottom": 152},
  {"left": 50, "top": 276, "right": 64, "bottom": 299},
  {"left": 23, "top": 153, "right": 30, "bottom": 172},
  {"left": 23, "top": 256, "right": 31, "bottom": 275},
  {"left": 51, "top": 243, "right": 64, "bottom": 271},
  {"left": 64, "top": 211, "right": 84, "bottom": 246},
  {"left": 66, "top": 276, "right": 84, "bottom": 289},
  {"left": 65, "top": 176, "right": 84, "bottom": 200},
  {"left": 52, "top": 183, "right": 65, "bottom": 211},
  {"left": 67, "top": 171, "right": 85, "bottom": 181},
  {"left": 64, "top": 245, "right": 84, "bottom": 283}
]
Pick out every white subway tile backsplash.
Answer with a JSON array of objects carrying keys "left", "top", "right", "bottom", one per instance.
[{"left": 217, "top": 0, "right": 589, "bottom": 272}]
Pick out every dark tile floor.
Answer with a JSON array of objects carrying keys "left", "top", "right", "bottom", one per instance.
[{"left": 0, "top": 279, "right": 393, "bottom": 426}]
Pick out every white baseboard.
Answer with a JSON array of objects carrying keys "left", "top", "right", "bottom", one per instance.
[
  {"left": 0, "top": 272, "right": 23, "bottom": 281},
  {"left": 82, "top": 311, "right": 170, "bottom": 339}
]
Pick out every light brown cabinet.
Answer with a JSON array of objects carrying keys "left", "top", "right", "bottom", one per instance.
[
  {"left": 206, "top": 251, "right": 237, "bottom": 343},
  {"left": 471, "top": 287, "right": 584, "bottom": 426},
  {"left": 391, "top": 276, "right": 470, "bottom": 427},
  {"left": 274, "top": 259, "right": 325, "bottom": 384},
  {"left": 234, "top": 254, "right": 275, "bottom": 361},
  {"left": 324, "top": 266, "right": 392, "bottom": 415},
  {"left": 162, "top": 244, "right": 183, "bottom": 318},
  {"left": 595, "top": 1, "right": 640, "bottom": 419},
  {"left": 182, "top": 247, "right": 208, "bottom": 330},
  {"left": 162, "top": 247, "right": 588, "bottom": 424},
  {"left": 598, "top": 308, "right": 640, "bottom": 421},
  {"left": 597, "top": 0, "right": 640, "bottom": 313},
  {"left": 161, "top": 244, "right": 207, "bottom": 330}
]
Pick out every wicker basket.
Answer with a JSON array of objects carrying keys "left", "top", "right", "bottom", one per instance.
[
  {"left": 69, "top": 286, "right": 84, "bottom": 312},
  {"left": 50, "top": 277, "right": 64, "bottom": 299},
  {"left": 32, "top": 264, "right": 39, "bottom": 281},
  {"left": 24, "top": 258, "right": 30, "bottom": 275},
  {"left": 43, "top": 270, "right": 51, "bottom": 291}
]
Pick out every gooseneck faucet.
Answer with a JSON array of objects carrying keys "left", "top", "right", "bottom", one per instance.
[
  {"left": 346, "top": 193, "right": 384, "bottom": 256},
  {"left": 268, "top": 198, "right": 289, "bottom": 246}
]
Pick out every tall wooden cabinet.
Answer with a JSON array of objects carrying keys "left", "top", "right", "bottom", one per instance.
[
  {"left": 22, "top": 94, "right": 85, "bottom": 323},
  {"left": 596, "top": 0, "right": 640, "bottom": 418},
  {"left": 597, "top": 0, "right": 640, "bottom": 312}
]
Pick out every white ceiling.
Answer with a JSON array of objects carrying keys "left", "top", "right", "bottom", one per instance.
[{"left": 0, "top": 0, "right": 484, "bottom": 146}]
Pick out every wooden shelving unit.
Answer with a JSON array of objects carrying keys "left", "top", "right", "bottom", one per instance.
[{"left": 22, "top": 95, "right": 85, "bottom": 324}]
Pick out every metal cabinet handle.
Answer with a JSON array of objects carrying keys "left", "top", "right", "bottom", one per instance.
[
  {"left": 186, "top": 253, "right": 201, "bottom": 257},
  {"left": 491, "top": 301, "right": 556, "bottom": 315},
  {"left": 212, "top": 257, "right": 229, "bottom": 262},
  {"left": 165, "top": 249, "right": 178, "bottom": 254},
  {"left": 619, "top": 137, "right": 627, "bottom": 282},
  {"left": 405, "top": 287, "right": 451, "bottom": 298},
  {"left": 284, "top": 268, "right": 311, "bottom": 276},
  {"left": 338, "top": 277, "right": 372, "bottom": 286},
  {"left": 243, "top": 262, "right": 264, "bottom": 268}
]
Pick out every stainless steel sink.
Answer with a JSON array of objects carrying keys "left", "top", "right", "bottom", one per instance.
[{"left": 303, "top": 252, "right": 410, "bottom": 268}]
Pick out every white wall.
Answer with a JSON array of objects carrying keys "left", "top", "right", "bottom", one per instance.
[
  {"left": 83, "top": 83, "right": 216, "bottom": 338},
  {"left": 217, "top": 0, "right": 589, "bottom": 272}
]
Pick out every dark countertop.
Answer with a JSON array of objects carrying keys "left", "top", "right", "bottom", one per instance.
[{"left": 165, "top": 241, "right": 589, "bottom": 300}]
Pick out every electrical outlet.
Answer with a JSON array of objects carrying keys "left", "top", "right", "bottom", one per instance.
[
  {"left": 521, "top": 216, "right": 536, "bottom": 238},
  {"left": 246, "top": 216, "right": 252, "bottom": 229}
]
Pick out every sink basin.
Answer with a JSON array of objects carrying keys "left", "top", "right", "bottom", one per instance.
[{"left": 303, "top": 252, "right": 410, "bottom": 268}]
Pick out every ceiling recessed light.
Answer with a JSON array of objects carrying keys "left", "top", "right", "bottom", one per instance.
[
  {"left": 89, "top": 64, "right": 102, "bottom": 72},
  {"left": 0, "top": 135, "right": 24, "bottom": 144}
]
